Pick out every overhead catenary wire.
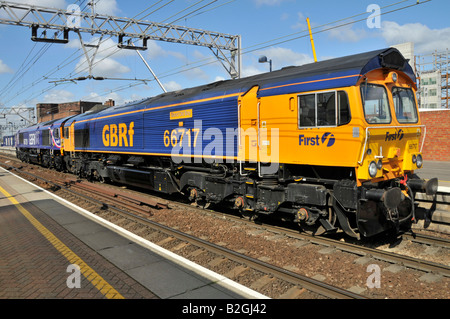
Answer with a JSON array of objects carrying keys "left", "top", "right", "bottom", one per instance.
[
  {"left": 44, "top": 0, "right": 224, "bottom": 84},
  {"left": 2, "top": 0, "right": 231, "bottom": 106},
  {"left": 2, "top": 0, "right": 225, "bottom": 105},
  {"left": 131, "top": 0, "right": 166, "bottom": 20},
  {"left": 55, "top": 0, "right": 434, "bottom": 83},
  {"left": 1, "top": 0, "right": 174, "bottom": 103},
  {"left": 133, "top": 0, "right": 175, "bottom": 21},
  {"left": 0, "top": 0, "right": 432, "bottom": 110},
  {"left": 149, "top": 0, "right": 433, "bottom": 79}
]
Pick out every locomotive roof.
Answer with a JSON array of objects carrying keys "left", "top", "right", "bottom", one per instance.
[
  {"left": 120, "top": 47, "right": 413, "bottom": 109},
  {"left": 63, "top": 47, "right": 416, "bottom": 125}
]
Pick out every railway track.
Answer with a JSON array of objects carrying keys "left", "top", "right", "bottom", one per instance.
[
  {"left": 0, "top": 160, "right": 366, "bottom": 299},
  {"left": 0, "top": 153, "right": 449, "bottom": 299},
  {"left": 77, "top": 175, "right": 450, "bottom": 277}
]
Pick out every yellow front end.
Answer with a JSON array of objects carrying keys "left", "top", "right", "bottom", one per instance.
[
  {"left": 239, "top": 68, "right": 425, "bottom": 187},
  {"left": 356, "top": 126, "right": 424, "bottom": 182},
  {"left": 355, "top": 69, "right": 425, "bottom": 184}
]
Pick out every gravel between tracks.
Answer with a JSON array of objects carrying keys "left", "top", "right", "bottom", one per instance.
[
  {"left": 1, "top": 158, "right": 449, "bottom": 299},
  {"left": 143, "top": 206, "right": 449, "bottom": 299}
]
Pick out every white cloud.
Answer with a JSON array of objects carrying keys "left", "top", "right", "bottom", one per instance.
[
  {"left": 163, "top": 80, "right": 182, "bottom": 92},
  {"left": 241, "top": 47, "right": 313, "bottom": 77},
  {"left": 85, "top": 57, "right": 130, "bottom": 77},
  {"left": 42, "top": 89, "right": 74, "bottom": 103},
  {"left": 327, "top": 23, "right": 368, "bottom": 42},
  {"left": 0, "top": 59, "right": 13, "bottom": 74},
  {"left": 81, "top": 91, "right": 127, "bottom": 106},
  {"left": 381, "top": 21, "right": 450, "bottom": 54},
  {"left": 184, "top": 67, "right": 209, "bottom": 81},
  {"left": 258, "top": 47, "right": 313, "bottom": 69},
  {"left": 0, "top": 0, "right": 67, "bottom": 22},
  {"left": 10, "top": 0, "right": 67, "bottom": 8},
  {"left": 146, "top": 41, "right": 168, "bottom": 60},
  {"left": 5, "top": 0, "right": 119, "bottom": 15},
  {"left": 145, "top": 41, "right": 190, "bottom": 63},
  {"left": 242, "top": 65, "right": 265, "bottom": 77},
  {"left": 69, "top": 37, "right": 133, "bottom": 77},
  {"left": 291, "top": 12, "right": 306, "bottom": 29},
  {"left": 93, "top": 0, "right": 119, "bottom": 16}
]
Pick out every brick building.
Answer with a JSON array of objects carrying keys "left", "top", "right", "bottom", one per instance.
[
  {"left": 36, "top": 99, "right": 115, "bottom": 123},
  {"left": 420, "top": 109, "right": 450, "bottom": 161}
]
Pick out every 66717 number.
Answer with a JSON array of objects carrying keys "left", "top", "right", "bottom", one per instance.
[{"left": 164, "top": 128, "right": 200, "bottom": 148}]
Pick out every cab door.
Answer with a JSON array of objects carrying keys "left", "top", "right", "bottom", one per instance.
[
  {"left": 238, "top": 86, "right": 260, "bottom": 172},
  {"left": 62, "top": 121, "right": 76, "bottom": 153}
]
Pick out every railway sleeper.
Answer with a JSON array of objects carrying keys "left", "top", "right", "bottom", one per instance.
[{"left": 19, "top": 151, "right": 436, "bottom": 239}]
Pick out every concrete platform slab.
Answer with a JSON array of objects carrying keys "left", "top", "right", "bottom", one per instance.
[{"left": 0, "top": 167, "right": 268, "bottom": 299}]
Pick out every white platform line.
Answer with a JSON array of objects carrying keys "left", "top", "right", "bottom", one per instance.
[{"left": 0, "top": 166, "right": 269, "bottom": 299}]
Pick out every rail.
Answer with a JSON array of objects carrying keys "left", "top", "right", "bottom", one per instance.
[{"left": 0, "top": 160, "right": 366, "bottom": 299}]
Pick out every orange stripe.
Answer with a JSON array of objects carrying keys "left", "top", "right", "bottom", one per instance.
[
  {"left": 75, "top": 149, "right": 238, "bottom": 160},
  {"left": 75, "top": 74, "right": 360, "bottom": 125},
  {"left": 260, "top": 74, "right": 361, "bottom": 92},
  {"left": 76, "top": 92, "right": 241, "bottom": 124}
]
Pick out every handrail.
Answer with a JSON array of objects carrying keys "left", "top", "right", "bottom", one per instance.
[{"left": 358, "top": 125, "right": 426, "bottom": 165}]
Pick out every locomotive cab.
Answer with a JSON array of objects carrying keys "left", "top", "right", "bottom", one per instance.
[
  {"left": 248, "top": 48, "right": 438, "bottom": 238},
  {"left": 341, "top": 51, "right": 438, "bottom": 237}
]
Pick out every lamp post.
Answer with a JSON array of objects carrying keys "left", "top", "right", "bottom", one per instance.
[{"left": 259, "top": 56, "right": 272, "bottom": 72}]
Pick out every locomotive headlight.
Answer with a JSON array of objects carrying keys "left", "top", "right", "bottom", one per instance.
[
  {"left": 376, "top": 160, "right": 383, "bottom": 170},
  {"left": 412, "top": 155, "right": 417, "bottom": 164},
  {"left": 416, "top": 154, "right": 423, "bottom": 168},
  {"left": 369, "top": 161, "right": 378, "bottom": 178},
  {"left": 392, "top": 72, "right": 398, "bottom": 82},
  {"left": 387, "top": 71, "right": 398, "bottom": 83}
]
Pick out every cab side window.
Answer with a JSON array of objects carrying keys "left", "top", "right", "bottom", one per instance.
[
  {"left": 299, "top": 94, "right": 316, "bottom": 127},
  {"left": 298, "top": 91, "right": 350, "bottom": 128}
]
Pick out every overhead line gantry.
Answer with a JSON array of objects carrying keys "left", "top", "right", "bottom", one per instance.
[{"left": 0, "top": 1, "right": 242, "bottom": 79}]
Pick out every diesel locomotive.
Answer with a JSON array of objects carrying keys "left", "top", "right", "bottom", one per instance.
[{"left": 15, "top": 47, "right": 438, "bottom": 239}]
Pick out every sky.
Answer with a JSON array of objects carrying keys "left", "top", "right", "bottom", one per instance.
[{"left": 0, "top": 0, "right": 449, "bottom": 130}]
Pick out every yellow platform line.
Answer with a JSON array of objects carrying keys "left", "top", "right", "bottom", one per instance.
[{"left": 0, "top": 186, "right": 124, "bottom": 299}]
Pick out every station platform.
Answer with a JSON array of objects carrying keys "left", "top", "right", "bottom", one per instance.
[
  {"left": 0, "top": 167, "right": 267, "bottom": 299},
  {"left": 416, "top": 160, "right": 450, "bottom": 189}
]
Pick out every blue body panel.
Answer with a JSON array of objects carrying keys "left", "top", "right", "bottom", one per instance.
[
  {"left": 2, "top": 135, "right": 15, "bottom": 147},
  {"left": 67, "top": 47, "right": 415, "bottom": 160},
  {"left": 74, "top": 95, "right": 239, "bottom": 159},
  {"left": 16, "top": 120, "right": 61, "bottom": 151},
  {"left": 18, "top": 47, "right": 414, "bottom": 163}
]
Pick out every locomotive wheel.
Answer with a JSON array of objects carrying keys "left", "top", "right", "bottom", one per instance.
[{"left": 299, "top": 198, "right": 336, "bottom": 236}]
